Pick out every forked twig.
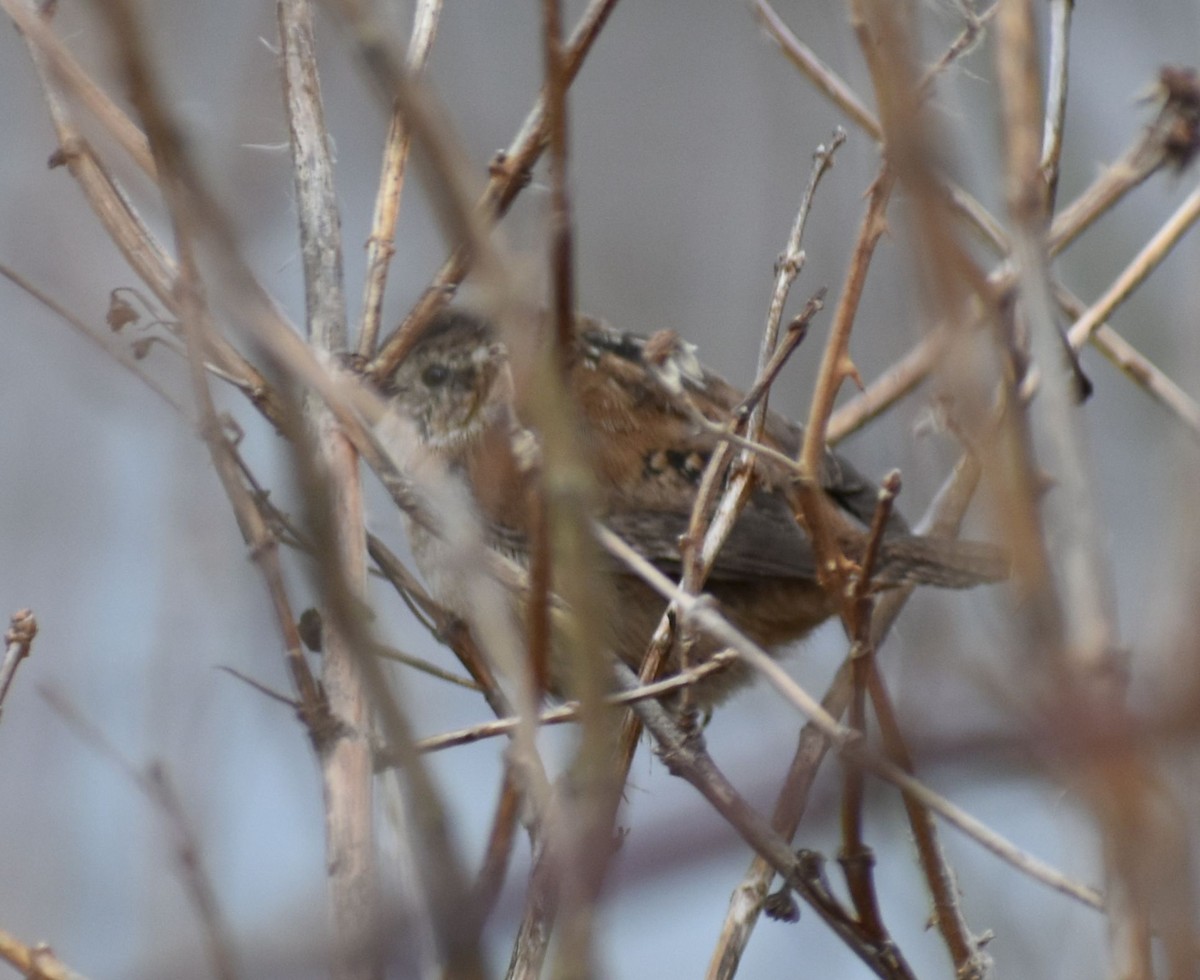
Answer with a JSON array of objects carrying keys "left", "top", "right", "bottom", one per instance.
[
  {"left": 600, "top": 525, "right": 1105, "bottom": 911},
  {"left": 615, "top": 134, "right": 843, "bottom": 781},
  {"left": 365, "top": 0, "right": 624, "bottom": 379},
  {"left": 402, "top": 652, "right": 738, "bottom": 756},
  {"left": 612, "top": 657, "right": 917, "bottom": 980},
  {"left": 707, "top": 453, "right": 990, "bottom": 977},
  {"left": 759, "top": 0, "right": 1200, "bottom": 445}
]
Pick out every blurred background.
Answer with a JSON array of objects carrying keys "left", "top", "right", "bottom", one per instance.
[{"left": 1, "top": 0, "right": 1198, "bottom": 976}]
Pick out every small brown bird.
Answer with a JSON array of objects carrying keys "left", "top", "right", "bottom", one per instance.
[{"left": 383, "top": 307, "right": 1005, "bottom": 704}]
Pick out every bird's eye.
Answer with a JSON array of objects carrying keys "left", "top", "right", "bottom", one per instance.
[{"left": 421, "top": 364, "right": 451, "bottom": 388}]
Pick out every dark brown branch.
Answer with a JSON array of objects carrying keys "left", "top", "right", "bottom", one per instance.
[{"left": 613, "top": 660, "right": 917, "bottom": 980}]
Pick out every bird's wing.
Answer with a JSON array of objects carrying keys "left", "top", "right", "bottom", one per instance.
[{"left": 605, "top": 490, "right": 821, "bottom": 580}]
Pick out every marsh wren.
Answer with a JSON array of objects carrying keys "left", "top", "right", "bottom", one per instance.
[{"left": 383, "top": 307, "right": 1005, "bottom": 704}]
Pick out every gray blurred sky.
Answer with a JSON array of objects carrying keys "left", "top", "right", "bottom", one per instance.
[{"left": 1, "top": 1, "right": 1199, "bottom": 976}]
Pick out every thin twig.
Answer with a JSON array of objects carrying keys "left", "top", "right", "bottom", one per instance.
[
  {"left": 707, "top": 452, "right": 988, "bottom": 977},
  {"left": 2, "top": 0, "right": 286, "bottom": 427},
  {"left": 919, "top": 2, "right": 994, "bottom": 92},
  {"left": 364, "top": 0, "right": 623, "bottom": 380},
  {"left": 795, "top": 165, "right": 895, "bottom": 577},
  {"left": 599, "top": 526, "right": 1105, "bottom": 911},
  {"left": 705, "top": 661, "right": 854, "bottom": 980},
  {"left": 217, "top": 665, "right": 303, "bottom": 710},
  {"left": 1046, "top": 88, "right": 1193, "bottom": 258},
  {"left": 1066, "top": 183, "right": 1200, "bottom": 350},
  {"left": 1040, "top": 0, "right": 1074, "bottom": 205},
  {"left": 357, "top": 0, "right": 442, "bottom": 357},
  {"left": 0, "top": 263, "right": 185, "bottom": 416},
  {"left": 868, "top": 665, "right": 992, "bottom": 977},
  {"left": 738, "top": 295, "right": 824, "bottom": 419},
  {"left": 0, "top": 927, "right": 86, "bottom": 980},
  {"left": 1070, "top": 318, "right": 1200, "bottom": 440},
  {"left": 0, "top": 609, "right": 37, "bottom": 723},
  {"left": 375, "top": 645, "right": 481, "bottom": 691},
  {"left": 754, "top": 131, "right": 845, "bottom": 427},
  {"left": 616, "top": 135, "right": 843, "bottom": 779},
  {"left": 473, "top": 764, "right": 524, "bottom": 919},
  {"left": 838, "top": 475, "right": 900, "bottom": 943},
  {"left": 404, "top": 652, "right": 738, "bottom": 755},
  {"left": 612, "top": 659, "right": 917, "bottom": 980},
  {"left": 41, "top": 689, "right": 240, "bottom": 980},
  {"left": 753, "top": 0, "right": 881, "bottom": 140}
]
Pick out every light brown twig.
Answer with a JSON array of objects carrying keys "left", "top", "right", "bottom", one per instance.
[
  {"left": 365, "top": 0, "right": 623, "bottom": 379},
  {"left": 1067, "top": 184, "right": 1200, "bottom": 350},
  {"left": 0, "top": 928, "right": 85, "bottom": 980},
  {"left": 404, "top": 652, "right": 738, "bottom": 756},
  {"left": 276, "top": 4, "right": 384, "bottom": 973},
  {"left": 600, "top": 526, "right": 1105, "bottom": 911},
  {"left": 0, "top": 609, "right": 37, "bottom": 722},
  {"left": 356, "top": 0, "right": 442, "bottom": 357},
  {"left": 41, "top": 689, "right": 239, "bottom": 980}
]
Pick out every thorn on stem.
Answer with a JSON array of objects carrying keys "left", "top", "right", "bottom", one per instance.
[{"left": 839, "top": 358, "right": 865, "bottom": 391}]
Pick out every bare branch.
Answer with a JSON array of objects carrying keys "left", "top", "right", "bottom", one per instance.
[
  {"left": 41, "top": 689, "right": 240, "bottom": 980},
  {"left": 0, "top": 609, "right": 37, "bottom": 723},
  {"left": 1066, "top": 184, "right": 1200, "bottom": 350},
  {"left": 357, "top": 0, "right": 443, "bottom": 356},
  {"left": 277, "top": 2, "right": 380, "bottom": 975},
  {"left": 364, "top": 0, "right": 623, "bottom": 379},
  {"left": 1040, "top": 0, "right": 1074, "bottom": 204},
  {"left": 600, "top": 525, "right": 1105, "bottom": 911},
  {"left": 0, "top": 927, "right": 86, "bottom": 980}
]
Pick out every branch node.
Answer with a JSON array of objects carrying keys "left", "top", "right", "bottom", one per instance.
[{"left": 764, "top": 887, "right": 802, "bottom": 923}]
